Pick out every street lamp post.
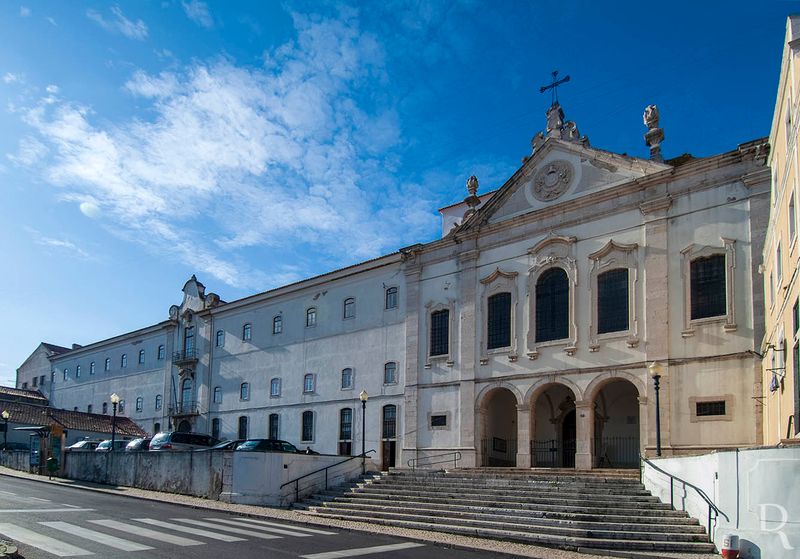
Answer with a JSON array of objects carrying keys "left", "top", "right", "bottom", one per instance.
[
  {"left": 1, "top": 410, "right": 9, "bottom": 451},
  {"left": 648, "top": 362, "right": 663, "bottom": 457},
  {"left": 110, "top": 393, "right": 120, "bottom": 452},
  {"left": 359, "top": 390, "right": 369, "bottom": 474}
]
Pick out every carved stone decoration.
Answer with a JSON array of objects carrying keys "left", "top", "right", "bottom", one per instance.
[
  {"left": 168, "top": 305, "right": 179, "bottom": 320},
  {"left": 462, "top": 175, "right": 481, "bottom": 220},
  {"left": 529, "top": 102, "right": 589, "bottom": 156},
  {"left": 479, "top": 268, "right": 519, "bottom": 363},
  {"left": 643, "top": 104, "right": 665, "bottom": 163},
  {"left": 587, "top": 239, "right": 640, "bottom": 350},
  {"left": 532, "top": 160, "right": 574, "bottom": 202}
]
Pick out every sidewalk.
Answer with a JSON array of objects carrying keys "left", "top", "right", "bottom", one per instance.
[{"left": 0, "top": 466, "right": 717, "bottom": 559}]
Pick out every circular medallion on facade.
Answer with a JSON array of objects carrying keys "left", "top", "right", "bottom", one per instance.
[{"left": 532, "top": 160, "right": 574, "bottom": 202}]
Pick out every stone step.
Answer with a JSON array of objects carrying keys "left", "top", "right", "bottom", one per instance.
[
  {"left": 332, "top": 493, "right": 685, "bottom": 517},
  {"left": 372, "top": 476, "right": 649, "bottom": 491},
  {"left": 316, "top": 500, "right": 705, "bottom": 533},
  {"left": 360, "top": 480, "right": 656, "bottom": 498},
  {"left": 338, "top": 488, "right": 670, "bottom": 509},
  {"left": 302, "top": 511, "right": 716, "bottom": 554},
  {"left": 391, "top": 469, "right": 642, "bottom": 484}
]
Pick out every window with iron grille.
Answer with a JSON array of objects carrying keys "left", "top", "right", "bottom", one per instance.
[
  {"left": 429, "top": 309, "right": 449, "bottom": 356},
  {"left": 341, "top": 368, "right": 353, "bottom": 389},
  {"left": 690, "top": 255, "right": 726, "bottom": 320},
  {"left": 136, "top": 397, "right": 143, "bottom": 412},
  {"left": 487, "top": 292, "right": 511, "bottom": 349},
  {"left": 597, "top": 268, "right": 629, "bottom": 334},
  {"left": 211, "top": 418, "right": 220, "bottom": 440},
  {"left": 382, "top": 404, "right": 397, "bottom": 439},
  {"left": 273, "top": 315, "right": 282, "bottom": 334},
  {"left": 696, "top": 401, "right": 726, "bottom": 416},
  {"left": 269, "top": 413, "right": 279, "bottom": 439},
  {"left": 155, "top": 395, "right": 162, "bottom": 410},
  {"left": 238, "top": 416, "right": 248, "bottom": 439},
  {"left": 343, "top": 297, "right": 355, "bottom": 319},
  {"left": 536, "top": 268, "right": 569, "bottom": 342},
  {"left": 301, "top": 411, "right": 314, "bottom": 442},
  {"left": 339, "top": 408, "right": 353, "bottom": 440},
  {"left": 383, "top": 362, "right": 397, "bottom": 385},
  {"left": 385, "top": 286, "right": 398, "bottom": 309}
]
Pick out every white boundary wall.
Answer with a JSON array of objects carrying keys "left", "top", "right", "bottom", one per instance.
[{"left": 643, "top": 447, "right": 800, "bottom": 558}]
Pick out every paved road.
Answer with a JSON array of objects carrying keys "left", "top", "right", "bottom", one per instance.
[{"left": 0, "top": 477, "right": 500, "bottom": 559}]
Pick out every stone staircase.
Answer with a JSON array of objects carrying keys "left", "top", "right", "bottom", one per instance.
[{"left": 298, "top": 468, "right": 717, "bottom": 557}]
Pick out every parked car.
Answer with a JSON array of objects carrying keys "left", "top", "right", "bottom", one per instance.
[
  {"left": 124, "top": 438, "right": 152, "bottom": 451},
  {"left": 148, "top": 432, "right": 215, "bottom": 451},
  {"left": 1, "top": 442, "right": 30, "bottom": 451},
  {"left": 205, "top": 439, "right": 246, "bottom": 451},
  {"left": 234, "top": 439, "right": 300, "bottom": 453},
  {"left": 66, "top": 440, "right": 102, "bottom": 452},
  {"left": 95, "top": 440, "right": 130, "bottom": 452}
]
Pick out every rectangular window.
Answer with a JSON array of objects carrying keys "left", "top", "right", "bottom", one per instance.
[
  {"left": 382, "top": 405, "right": 397, "bottom": 439},
  {"left": 272, "top": 315, "right": 282, "bottom": 335},
  {"left": 270, "top": 378, "right": 281, "bottom": 397},
  {"left": 216, "top": 330, "right": 225, "bottom": 347},
  {"left": 90, "top": 362, "right": 95, "bottom": 375},
  {"left": 690, "top": 255, "right": 726, "bottom": 320},
  {"left": 40, "top": 375, "right": 45, "bottom": 386},
  {"left": 790, "top": 193, "right": 797, "bottom": 242},
  {"left": 303, "top": 374, "right": 315, "bottom": 393},
  {"left": 63, "top": 368, "right": 68, "bottom": 381},
  {"left": 32, "top": 376, "right": 38, "bottom": 387},
  {"left": 121, "top": 354, "right": 128, "bottom": 368},
  {"left": 211, "top": 418, "right": 220, "bottom": 441},
  {"left": 301, "top": 411, "right": 314, "bottom": 442},
  {"left": 184, "top": 326, "right": 195, "bottom": 352},
  {"left": 343, "top": 298, "right": 355, "bottom": 319},
  {"left": 339, "top": 408, "right": 352, "bottom": 440},
  {"left": 87, "top": 404, "right": 93, "bottom": 413},
  {"left": 22, "top": 382, "right": 28, "bottom": 389},
  {"left": 306, "top": 308, "right": 317, "bottom": 328},
  {"left": 157, "top": 345, "right": 165, "bottom": 360},
  {"left": 430, "top": 414, "right": 447, "bottom": 427},
  {"left": 155, "top": 395, "right": 162, "bottom": 410},
  {"left": 105, "top": 358, "right": 111, "bottom": 371},
  {"left": 341, "top": 368, "right": 353, "bottom": 390},
  {"left": 238, "top": 416, "right": 248, "bottom": 439},
  {"left": 385, "top": 287, "right": 398, "bottom": 309},
  {"left": 213, "top": 386, "right": 222, "bottom": 403},
  {"left": 383, "top": 362, "right": 397, "bottom": 385},
  {"left": 597, "top": 268, "right": 629, "bottom": 334},
  {"left": 777, "top": 243, "right": 783, "bottom": 283},
  {"left": 794, "top": 299, "right": 799, "bottom": 336},
  {"left": 487, "top": 292, "right": 512, "bottom": 349},
  {"left": 269, "top": 414, "right": 279, "bottom": 439},
  {"left": 429, "top": 309, "right": 449, "bottom": 356},
  {"left": 240, "top": 382, "right": 250, "bottom": 401},
  {"left": 696, "top": 401, "right": 726, "bottom": 417},
  {"left": 242, "top": 323, "right": 252, "bottom": 341},
  {"left": 136, "top": 397, "right": 143, "bottom": 412},
  {"left": 76, "top": 365, "right": 81, "bottom": 378},
  {"left": 138, "top": 349, "right": 145, "bottom": 364}
]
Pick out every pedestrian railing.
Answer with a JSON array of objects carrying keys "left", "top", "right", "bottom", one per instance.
[
  {"left": 280, "top": 449, "right": 375, "bottom": 504},
  {"left": 407, "top": 451, "right": 461, "bottom": 470}
]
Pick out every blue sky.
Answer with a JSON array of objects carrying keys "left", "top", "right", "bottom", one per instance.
[{"left": 0, "top": 1, "right": 794, "bottom": 385}]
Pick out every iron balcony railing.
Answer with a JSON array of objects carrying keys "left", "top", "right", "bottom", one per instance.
[
  {"left": 593, "top": 436, "right": 640, "bottom": 469},
  {"left": 531, "top": 438, "right": 576, "bottom": 468},
  {"left": 168, "top": 400, "right": 199, "bottom": 416},
  {"left": 172, "top": 348, "right": 198, "bottom": 365}
]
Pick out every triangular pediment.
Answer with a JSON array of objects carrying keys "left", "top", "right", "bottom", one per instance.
[{"left": 460, "top": 139, "right": 670, "bottom": 230}]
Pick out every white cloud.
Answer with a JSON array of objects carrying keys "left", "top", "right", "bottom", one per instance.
[
  {"left": 16, "top": 11, "right": 440, "bottom": 289},
  {"left": 19, "top": 6, "right": 30, "bottom": 17},
  {"left": 46, "top": 84, "right": 59, "bottom": 94},
  {"left": 7, "top": 136, "right": 47, "bottom": 166},
  {"left": 86, "top": 6, "right": 148, "bottom": 41},
  {"left": 3, "top": 73, "right": 20, "bottom": 84},
  {"left": 182, "top": 1, "right": 213, "bottom": 28},
  {"left": 47, "top": 17, "right": 56, "bottom": 26},
  {"left": 27, "top": 228, "right": 93, "bottom": 260}
]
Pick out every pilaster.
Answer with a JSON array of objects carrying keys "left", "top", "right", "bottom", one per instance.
[
  {"left": 401, "top": 254, "right": 423, "bottom": 465},
  {"left": 516, "top": 404, "right": 531, "bottom": 468},
  {"left": 459, "top": 244, "right": 480, "bottom": 454},
  {"left": 575, "top": 400, "right": 594, "bottom": 470}
]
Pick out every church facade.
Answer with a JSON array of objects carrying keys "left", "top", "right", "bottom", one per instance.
[{"left": 17, "top": 102, "right": 770, "bottom": 470}]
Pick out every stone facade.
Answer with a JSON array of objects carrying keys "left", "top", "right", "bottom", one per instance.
[
  {"left": 16, "top": 101, "right": 770, "bottom": 470},
  {"left": 761, "top": 15, "right": 800, "bottom": 444}
]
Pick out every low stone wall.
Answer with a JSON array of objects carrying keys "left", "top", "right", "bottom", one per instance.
[
  {"left": 0, "top": 450, "right": 31, "bottom": 472},
  {"left": 64, "top": 450, "right": 224, "bottom": 499},
  {"left": 643, "top": 446, "right": 800, "bottom": 558}
]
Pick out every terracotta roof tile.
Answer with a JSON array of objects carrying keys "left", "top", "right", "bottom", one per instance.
[
  {"left": 0, "top": 400, "right": 146, "bottom": 437},
  {"left": 0, "top": 386, "right": 48, "bottom": 403}
]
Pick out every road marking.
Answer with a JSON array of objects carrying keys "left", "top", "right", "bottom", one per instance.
[
  {"left": 234, "top": 517, "right": 337, "bottom": 535},
  {"left": 40, "top": 521, "right": 154, "bottom": 551},
  {"left": 205, "top": 517, "right": 312, "bottom": 537},
  {"left": 28, "top": 497, "right": 51, "bottom": 502},
  {"left": 0, "top": 522, "right": 93, "bottom": 557},
  {"left": 0, "top": 508, "right": 94, "bottom": 513},
  {"left": 171, "top": 518, "right": 281, "bottom": 540},
  {"left": 89, "top": 519, "right": 204, "bottom": 547},
  {"left": 132, "top": 518, "right": 246, "bottom": 542},
  {"left": 0, "top": 491, "right": 16, "bottom": 496},
  {"left": 300, "top": 543, "right": 425, "bottom": 559},
  {"left": 61, "top": 503, "right": 82, "bottom": 508}
]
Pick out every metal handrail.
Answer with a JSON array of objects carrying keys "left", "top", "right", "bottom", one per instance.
[
  {"left": 407, "top": 451, "right": 462, "bottom": 470},
  {"left": 641, "top": 454, "right": 728, "bottom": 542},
  {"left": 280, "top": 450, "right": 375, "bottom": 502}
]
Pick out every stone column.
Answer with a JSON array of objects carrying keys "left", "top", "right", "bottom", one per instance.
[
  {"left": 516, "top": 404, "right": 531, "bottom": 468},
  {"left": 638, "top": 395, "right": 649, "bottom": 457},
  {"left": 458, "top": 244, "right": 480, "bottom": 467},
  {"left": 575, "top": 400, "right": 594, "bottom": 470},
  {"left": 401, "top": 251, "right": 423, "bottom": 467},
  {"left": 640, "top": 196, "right": 672, "bottom": 454}
]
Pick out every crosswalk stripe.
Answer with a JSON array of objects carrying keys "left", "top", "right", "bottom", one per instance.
[
  {"left": 300, "top": 542, "right": 425, "bottom": 559},
  {"left": 89, "top": 519, "right": 204, "bottom": 547},
  {"left": 132, "top": 518, "right": 246, "bottom": 542},
  {"left": 0, "top": 522, "right": 93, "bottom": 557},
  {"left": 204, "top": 517, "right": 312, "bottom": 537},
  {"left": 40, "top": 521, "right": 154, "bottom": 552},
  {"left": 0, "top": 508, "right": 94, "bottom": 513},
  {"left": 233, "top": 517, "right": 337, "bottom": 535},
  {"left": 171, "top": 518, "right": 281, "bottom": 540}
]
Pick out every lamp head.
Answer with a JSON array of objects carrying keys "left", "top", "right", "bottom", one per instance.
[
  {"left": 648, "top": 361, "right": 664, "bottom": 379},
  {"left": 1, "top": 410, "right": 9, "bottom": 420},
  {"left": 110, "top": 393, "right": 120, "bottom": 404},
  {"left": 359, "top": 390, "right": 369, "bottom": 403}
]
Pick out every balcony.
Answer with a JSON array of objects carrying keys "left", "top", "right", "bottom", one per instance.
[
  {"left": 172, "top": 348, "right": 198, "bottom": 365},
  {"left": 169, "top": 400, "right": 199, "bottom": 417}
]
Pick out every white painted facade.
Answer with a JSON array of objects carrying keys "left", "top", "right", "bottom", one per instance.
[{"left": 16, "top": 103, "right": 771, "bottom": 470}]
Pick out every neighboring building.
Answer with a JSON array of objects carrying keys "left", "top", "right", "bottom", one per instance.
[
  {"left": 16, "top": 99, "right": 770, "bottom": 470},
  {"left": 15, "top": 342, "right": 69, "bottom": 397},
  {"left": 762, "top": 15, "right": 800, "bottom": 444}
]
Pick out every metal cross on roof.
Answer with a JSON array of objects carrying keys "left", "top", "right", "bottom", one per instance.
[{"left": 539, "top": 70, "right": 570, "bottom": 106}]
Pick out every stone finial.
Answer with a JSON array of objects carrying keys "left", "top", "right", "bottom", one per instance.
[
  {"left": 643, "top": 104, "right": 665, "bottom": 162},
  {"left": 467, "top": 175, "right": 479, "bottom": 197},
  {"left": 530, "top": 101, "right": 589, "bottom": 157},
  {"left": 463, "top": 175, "right": 481, "bottom": 219}
]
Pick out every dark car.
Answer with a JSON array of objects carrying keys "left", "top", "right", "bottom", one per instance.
[
  {"left": 234, "top": 439, "right": 299, "bottom": 453},
  {"left": 124, "top": 438, "right": 152, "bottom": 451},
  {"left": 207, "top": 439, "right": 246, "bottom": 451},
  {"left": 149, "top": 432, "right": 215, "bottom": 451}
]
